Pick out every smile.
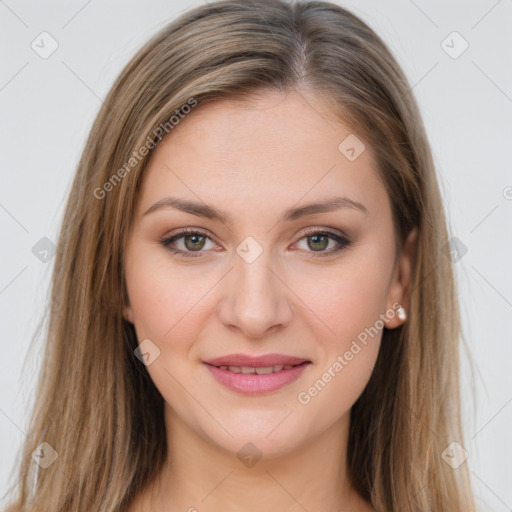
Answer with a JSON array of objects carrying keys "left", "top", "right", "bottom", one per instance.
[{"left": 204, "top": 361, "right": 311, "bottom": 395}]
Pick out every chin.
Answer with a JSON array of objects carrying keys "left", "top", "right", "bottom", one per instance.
[{"left": 198, "top": 409, "right": 311, "bottom": 461}]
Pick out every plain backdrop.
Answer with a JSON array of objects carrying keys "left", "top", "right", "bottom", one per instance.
[{"left": 1, "top": 0, "right": 511, "bottom": 510}]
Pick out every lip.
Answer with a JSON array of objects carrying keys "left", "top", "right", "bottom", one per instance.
[
  {"left": 203, "top": 353, "right": 309, "bottom": 367},
  {"left": 203, "top": 353, "right": 312, "bottom": 395}
]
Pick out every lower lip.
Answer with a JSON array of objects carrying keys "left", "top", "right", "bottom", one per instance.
[{"left": 204, "top": 362, "right": 311, "bottom": 395}]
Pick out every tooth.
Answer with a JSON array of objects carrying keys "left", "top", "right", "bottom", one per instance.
[
  {"left": 255, "top": 366, "right": 274, "bottom": 374},
  {"left": 224, "top": 364, "right": 297, "bottom": 374}
]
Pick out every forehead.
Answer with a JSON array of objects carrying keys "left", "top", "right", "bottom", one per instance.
[
  {"left": 167, "top": 88, "right": 367, "bottom": 161},
  {"left": 136, "top": 88, "right": 389, "bottom": 223}
]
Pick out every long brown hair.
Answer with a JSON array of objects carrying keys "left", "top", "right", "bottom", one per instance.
[{"left": 4, "top": 1, "right": 476, "bottom": 510}]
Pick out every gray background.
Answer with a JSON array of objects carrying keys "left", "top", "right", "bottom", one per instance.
[{"left": 1, "top": 0, "right": 511, "bottom": 509}]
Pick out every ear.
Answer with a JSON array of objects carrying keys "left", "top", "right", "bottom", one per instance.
[{"left": 384, "top": 226, "right": 418, "bottom": 329}]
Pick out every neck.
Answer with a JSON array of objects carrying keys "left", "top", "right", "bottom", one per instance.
[{"left": 132, "top": 405, "right": 371, "bottom": 512}]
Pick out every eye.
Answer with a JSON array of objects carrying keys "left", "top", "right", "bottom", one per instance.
[
  {"left": 160, "top": 228, "right": 218, "bottom": 258},
  {"left": 160, "top": 227, "right": 351, "bottom": 258},
  {"left": 294, "top": 227, "right": 351, "bottom": 257}
]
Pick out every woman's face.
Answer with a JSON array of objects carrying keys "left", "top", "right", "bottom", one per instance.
[{"left": 124, "top": 89, "right": 415, "bottom": 458}]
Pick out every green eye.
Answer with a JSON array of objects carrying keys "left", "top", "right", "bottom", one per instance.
[
  {"left": 296, "top": 229, "right": 351, "bottom": 257},
  {"left": 160, "top": 228, "right": 350, "bottom": 258}
]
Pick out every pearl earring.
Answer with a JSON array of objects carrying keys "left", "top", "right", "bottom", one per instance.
[{"left": 396, "top": 305, "right": 407, "bottom": 322}]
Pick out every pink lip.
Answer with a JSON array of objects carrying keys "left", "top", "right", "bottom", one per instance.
[
  {"left": 203, "top": 353, "right": 311, "bottom": 395},
  {"left": 203, "top": 353, "right": 309, "bottom": 367}
]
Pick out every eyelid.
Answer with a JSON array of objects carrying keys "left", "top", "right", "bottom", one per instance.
[
  {"left": 299, "top": 226, "right": 350, "bottom": 240},
  {"left": 161, "top": 227, "right": 217, "bottom": 244}
]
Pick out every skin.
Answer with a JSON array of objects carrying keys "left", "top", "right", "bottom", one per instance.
[{"left": 123, "top": 88, "right": 417, "bottom": 512}]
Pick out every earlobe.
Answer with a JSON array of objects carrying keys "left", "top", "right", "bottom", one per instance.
[
  {"left": 385, "top": 303, "right": 407, "bottom": 329},
  {"left": 123, "top": 306, "right": 134, "bottom": 324},
  {"left": 384, "top": 227, "right": 418, "bottom": 329}
]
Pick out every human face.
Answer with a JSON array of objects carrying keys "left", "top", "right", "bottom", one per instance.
[{"left": 123, "top": 88, "right": 413, "bottom": 458}]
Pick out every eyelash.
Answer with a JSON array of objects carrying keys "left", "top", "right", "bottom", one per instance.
[{"left": 159, "top": 227, "right": 351, "bottom": 259}]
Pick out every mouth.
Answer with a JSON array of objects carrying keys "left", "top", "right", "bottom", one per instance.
[{"left": 202, "top": 355, "right": 312, "bottom": 395}]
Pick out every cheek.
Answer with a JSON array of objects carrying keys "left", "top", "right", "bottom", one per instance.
[
  {"left": 124, "top": 251, "right": 214, "bottom": 413},
  {"left": 124, "top": 246, "right": 217, "bottom": 342},
  {"left": 295, "top": 337, "right": 380, "bottom": 441},
  {"left": 290, "top": 255, "right": 392, "bottom": 346},
  {"left": 289, "top": 255, "right": 390, "bottom": 406}
]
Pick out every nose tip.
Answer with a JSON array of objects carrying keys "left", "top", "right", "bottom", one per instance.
[{"left": 216, "top": 250, "right": 293, "bottom": 339}]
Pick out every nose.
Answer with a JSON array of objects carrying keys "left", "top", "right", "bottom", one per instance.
[{"left": 215, "top": 245, "right": 293, "bottom": 339}]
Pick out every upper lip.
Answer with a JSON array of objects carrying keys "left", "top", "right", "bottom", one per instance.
[{"left": 203, "top": 353, "right": 310, "bottom": 368}]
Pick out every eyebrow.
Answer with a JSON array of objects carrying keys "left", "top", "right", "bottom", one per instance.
[{"left": 142, "top": 195, "right": 368, "bottom": 224}]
